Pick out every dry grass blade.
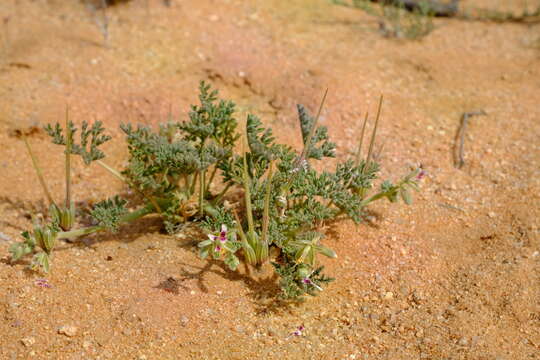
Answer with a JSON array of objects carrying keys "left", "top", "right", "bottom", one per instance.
[
  {"left": 354, "top": 111, "right": 370, "bottom": 166},
  {"left": 365, "top": 95, "right": 383, "bottom": 166},
  {"left": 23, "top": 136, "right": 56, "bottom": 207},
  {"left": 454, "top": 109, "right": 486, "bottom": 169}
]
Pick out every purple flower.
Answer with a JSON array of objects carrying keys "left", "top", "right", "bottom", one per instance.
[
  {"left": 207, "top": 225, "right": 229, "bottom": 255},
  {"left": 208, "top": 224, "right": 228, "bottom": 243},
  {"left": 35, "top": 279, "right": 51, "bottom": 288},
  {"left": 288, "top": 325, "right": 305, "bottom": 338},
  {"left": 302, "top": 277, "right": 322, "bottom": 291},
  {"left": 416, "top": 170, "right": 426, "bottom": 180}
]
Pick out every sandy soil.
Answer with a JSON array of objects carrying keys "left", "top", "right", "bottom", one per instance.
[{"left": 0, "top": 0, "right": 539, "bottom": 359}]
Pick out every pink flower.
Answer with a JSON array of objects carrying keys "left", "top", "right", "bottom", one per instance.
[
  {"left": 206, "top": 225, "right": 229, "bottom": 255},
  {"left": 208, "top": 224, "right": 228, "bottom": 243},
  {"left": 302, "top": 277, "right": 322, "bottom": 291},
  {"left": 287, "top": 325, "right": 305, "bottom": 338},
  {"left": 35, "top": 279, "right": 51, "bottom": 288}
]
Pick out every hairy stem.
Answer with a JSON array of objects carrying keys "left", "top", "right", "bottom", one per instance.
[
  {"left": 213, "top": 183, "right": 232, "bottom": 205},
  {"left": 189, "top": 172, "right": 199, "bottom": 196},
  {"left": 242, "top": 149, "right": 255, "bottom": 239},
  {"left": 261, "top": 161, "right": 274, "bottom": 245},
  {"left": 199, "top": 169, "right": 205, "bottom": 217},
  {"left": 65, "top": 106, "right": 72, "bottom": 208},
  {"left": 359, "top": 192, "right": 387, "bottom": 207},
  {"left": 205, "top": 166, "right": 218, "bottom": 194}
]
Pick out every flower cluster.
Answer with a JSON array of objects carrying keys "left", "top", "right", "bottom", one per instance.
[
  {"left": 209, "top": 225, "right": 228, "bottom": 254},
  {"left": 198, "top": 224, "right": 241, "bottom": 270}
]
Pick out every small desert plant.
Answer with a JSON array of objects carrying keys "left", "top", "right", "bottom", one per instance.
[
  {"left": 333, "top": 0, "right": 435, "bottom": 39},
  {"left": 199, "top": 92, "right": 423, "bottom": 299},
  {"left": 9, "top": 82, "right": 423, "bottom": 300}
]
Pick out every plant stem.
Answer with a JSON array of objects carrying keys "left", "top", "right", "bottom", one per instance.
[
  {"left": 198, "top": 169, "right": 205, "bottom": 217},
  {"left": 58, "top": 225, "right": 104, "bottom": 240},
  {"left": 205, "top": 166, "right": 218, "bottom": 194},
  {"left": 233, "top": 209, "right": 255, "bottom": 265},
  {"left": 213, "top": 183, "right": 232, "bottom": 204},
  {"left": 261, "top": 161, "right": 274, "bottom": 245},
  {"left": 354, "top": 111, "right": 370, "bottom": 166},
  {"left": 360, "top": 176, "right": 408, "bottom": 207},
  {"left": 23, "top": 136, "right": 56, "bottom": 207},
  {"left": 189, "top": 172, "right": 198, "bottom": 196},
  {"left": 57, "top": 204, "right": 154, "bottom": 240},
  {"left": 283, "top": 88, "right": 328, "bottom": 194},
  {"left": 65, "top": 106, "right": 72, "bottom": 208},
  {"left": 360, "top": 192, "right": 387, "bottom": 207},
  {"left": 96, "top": 160, "right": 162, "bottom": 213},
  {"left": 366, "top": 95, "right": 383, "bottom": 166},
  {"left": 241, "top": 140, "right": 255, "bottom": 239},
  {"left": 96, "top": 159, "right": 125, "bottom": 182},
  {"left": 300, "top": 88, "right": 328, "bottom": 163}
]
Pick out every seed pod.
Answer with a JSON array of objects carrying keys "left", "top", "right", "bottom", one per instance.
[
  {"left": 33, "top": 226, "right": 46, "bottom": 251},
  {"left": 242, "top": 242, "right": 257, "bottom": 265},
  {"left": 41, "top": 227, "right": 57, "bottom": 253},
  {"left": 256, "top": 241, "right": 269, "bottom": 264},
  {"left": 296, "top": 264, "right": 311, "bottom": 279},
  {"left": 59, "top": 205, "right": 75, "bottom": 231}
]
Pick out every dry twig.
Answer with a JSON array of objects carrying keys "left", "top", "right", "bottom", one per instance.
[{"left": 453, "top": 110, "right": 486, "bottom": 169}]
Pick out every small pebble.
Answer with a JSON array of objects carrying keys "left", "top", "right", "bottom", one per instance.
[
  {"left": 488, "top": 211, "right": 496, "bottom": 218},
  {"left": 21, "top": 337, "right": 35, "bottom": 347},
  {"left": 58, "top": 325, "right": 78, "bottom": 337},
  {"left": 180, "top": 316, "right": 189, "bottom": 327},
  {"left": 383, "top": 292, "right": 394, "bottom": 300}
]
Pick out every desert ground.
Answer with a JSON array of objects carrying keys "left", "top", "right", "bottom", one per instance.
[{"left": 0, "top": 0, "right": 539, "bottom": 359}]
